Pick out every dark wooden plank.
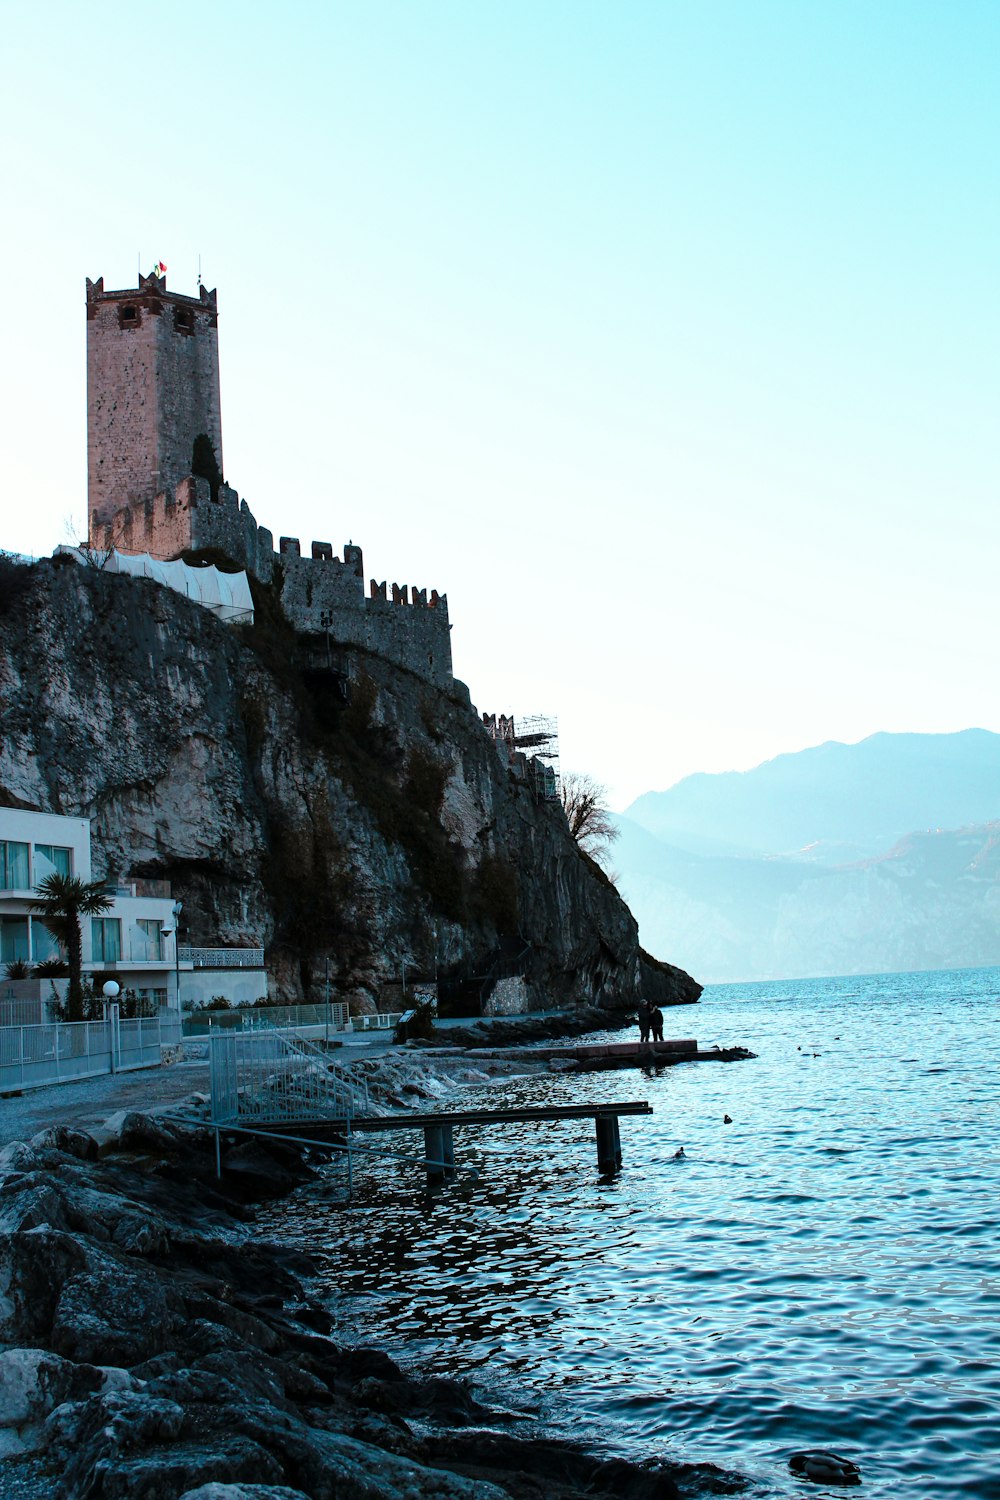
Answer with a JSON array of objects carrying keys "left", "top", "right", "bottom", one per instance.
[{"left": 271, "top": 1101, "right": 653, "bottom": 1133}]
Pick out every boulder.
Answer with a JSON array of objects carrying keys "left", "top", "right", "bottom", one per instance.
[
  {"left": 51, "top": 1258, "right": 176, "bottom": 1365},
  {"left": 179, "top": 1487, "right": 313, "bottom": 1500},
  {"left": 0, "top": 1227, "right": 90, "bottom": 1345},
  {"left": 27, "top": 1126, "right": 98, "bottom": 1162},
  {"left": 220, "top": 1141, "right": 315, "bottom": 1199},
  {"left": 118, "top": 1112, "right": 183, "bottom": 1154},
  {"left": 0, "top": 1141, "right": 41, "bottom": 1177},
  {"left": 0, "top": 1348, "right": 106, "bottom": 1455}
]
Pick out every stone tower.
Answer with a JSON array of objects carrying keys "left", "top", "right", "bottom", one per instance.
[{"left": 86, "top": 271, "right": 223, "bottom": 536}]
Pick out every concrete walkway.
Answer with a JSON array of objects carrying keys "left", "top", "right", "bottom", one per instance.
[
  {"left": 0, "top": 1057, "right": 213, "bottom": 1148},
  {"left": 0, "top": 1031, "right": 401, "bottom": 1148},
  {"left": 0, "top": 1010, "right": 586, "bottom": 1149}
]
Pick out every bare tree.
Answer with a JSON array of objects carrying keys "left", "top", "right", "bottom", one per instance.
[
  {"left": 62, "top": 511, "right": 128, "bottom": 569},
  {"left": 560, "top": 772, "right": 620, "bottom": 869}
]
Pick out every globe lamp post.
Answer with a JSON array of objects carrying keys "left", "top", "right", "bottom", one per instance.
[{"left": 102, "top": 980, "right": 120, "bottom": 1072}]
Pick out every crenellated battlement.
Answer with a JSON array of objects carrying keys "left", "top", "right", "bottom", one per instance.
[
  {"left": 482, "top": 712, "right": 561, "bottom": 800},
  {"left": 369, "top": 580, "right": 447, "bottom": 611},
  {"left": 85, "top": 270, "right": 452, "bottom": 688}
]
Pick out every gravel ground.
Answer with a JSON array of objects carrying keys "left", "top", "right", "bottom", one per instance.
[
  {"left": 0, "top": 1452, "right": 60, "bottom": 1499},
  {"left": 0, "top": 1055, "right": 212, "bottom": 1147}
]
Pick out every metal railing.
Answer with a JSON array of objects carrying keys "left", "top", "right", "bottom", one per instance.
[
  {"left": 182, "top": 1001, "right": 351, "bottom": 1037},
  {"left": 93, "top": 942, "right": 172, "bottom": 964},
  {"left": 209, "top": 1026, "right": 371, "bottom": 1126},
  {"left": 0, "top": 1010, "right": 182, "bottom": 1094},
  {"left": 178, "top": 947, "right": 266, "bottom": 968},
  {"left": 350, "top": 1012, "right": 403, "bottom": 1031}
]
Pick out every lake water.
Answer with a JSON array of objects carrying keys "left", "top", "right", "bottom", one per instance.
[{"left": 266, "top": 968, "right": 1000, "bottom": 1498}]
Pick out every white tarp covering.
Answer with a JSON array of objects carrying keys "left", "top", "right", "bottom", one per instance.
[{"left": 62, "top": 549, "right": 254, "bottom": 624}]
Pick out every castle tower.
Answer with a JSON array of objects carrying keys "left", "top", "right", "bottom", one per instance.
[{"left": 86, "top": 271, "right": 223, "bottom": 537}]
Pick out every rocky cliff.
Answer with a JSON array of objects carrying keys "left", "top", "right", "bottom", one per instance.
[{"left": 0, "top": 558, "right": 698, "bottom": 1010}]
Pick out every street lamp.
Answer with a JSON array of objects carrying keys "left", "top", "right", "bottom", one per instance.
[
  {"left": 102, "top": 981, "right": 120, "bottom": 1073},
  {"left": 162, "top": 901, "right": 183, "bottom": 1011}
]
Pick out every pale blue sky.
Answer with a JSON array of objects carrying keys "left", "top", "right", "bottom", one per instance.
[{"left": 1, "top": 2, "right": 996, "bottom": 805}]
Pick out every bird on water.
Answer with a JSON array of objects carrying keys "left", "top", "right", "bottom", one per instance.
[{"left": 788, "top": 1450, "right": 861, "bottom": 1486}]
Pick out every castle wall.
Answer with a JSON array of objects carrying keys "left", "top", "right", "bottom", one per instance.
[
  {"left": 277, "top": 545, "right": 452, "bottom": 687},
  {"left": 94, "top": 486, "right": 452, "bottom": 687},
  {"left": 94, "top": 483, "right": 197, "bottom": 557},
  {"left": 355, "top": 594, "right": 452, "bottom": 687},
  {"left": 279, "top": 549, "right": 365, "bottom": 615},
  {"left": 84, "top": 272, "right": 451, "bottom": 689},
  {"left": 188, "top": 483, "right": 274, "bottom": 582}
]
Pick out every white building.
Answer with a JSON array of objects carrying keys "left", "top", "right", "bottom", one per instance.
[
  {"left": 0, "top": 808, "right": 181, "bottom": 1016},
  {"left": 1, "top": 807, "right": 269, "bottom": 1022}
]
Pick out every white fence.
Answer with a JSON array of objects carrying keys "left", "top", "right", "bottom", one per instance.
[{"left": 0, "top": 1010, "right": 182, "bottom": 1094}]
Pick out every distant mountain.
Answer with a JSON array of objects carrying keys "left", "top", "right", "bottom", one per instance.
[
  {"left": 614, "top": 818, "right": 1000, "bottom": 984},
  {"left": 626, "top": 729, "right": 1000, "bottom": 863},
  {"left": 615, "top": 730, "right": 1000, "bottom": 982}
]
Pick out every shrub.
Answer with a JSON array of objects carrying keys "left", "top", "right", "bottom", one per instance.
[
  {"left": 181, "top": 546, "right": 243, "bottom": 573},
  {"left": 191, "top": 434, "right": 223, "bottom": 499},
  {"left": 33, "top": 957, "right": 69, "bottom": 977},
  {"left": 0, "top": 555, "right": 36, "bottom": 618},
  {"left": 4, "top": 958, "right": 31, "bottom": 979}
]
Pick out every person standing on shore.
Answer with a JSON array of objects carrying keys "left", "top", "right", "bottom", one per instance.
[
  {"left": 638, "top": 1003, "right": 651, "bottom": 1044},
  {"left": 650, "top": 1006, "right": 664, "bottom": 1042}
]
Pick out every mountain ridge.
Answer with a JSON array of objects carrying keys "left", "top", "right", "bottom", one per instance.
[
  {"left": 615, "top": 730, "right": 1000, "bottom": 982},
  {"left": 626, "top": 728, "right": 1000, "bottom": 862}
]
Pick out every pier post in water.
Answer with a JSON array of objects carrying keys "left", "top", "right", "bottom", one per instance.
[
  {"left": 595, "top": 1113, "right": 623, "bottom": 1175},
  {"left": 441, "top": 1123, "right": 456, "bottom": 1178},
  {"left": 424, "top": 1124, "right": 446, "bottom": 1184}
]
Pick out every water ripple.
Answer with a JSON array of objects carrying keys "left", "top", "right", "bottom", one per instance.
[{"left": 262, "top": 966, "right": 1000, "bottom": 1500}]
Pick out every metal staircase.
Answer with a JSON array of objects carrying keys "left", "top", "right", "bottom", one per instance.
[{"left": 208, "top": 1025, "right": 371, "bottom": 1127}]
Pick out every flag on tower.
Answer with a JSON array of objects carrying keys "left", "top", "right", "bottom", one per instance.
[{"left": 152, "top": 261, "right": 167, "bottom": 277}]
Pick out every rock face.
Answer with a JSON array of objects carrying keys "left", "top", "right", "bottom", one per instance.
[{"left": 0, "top": 560, "right": 699, "bottom": 1009}]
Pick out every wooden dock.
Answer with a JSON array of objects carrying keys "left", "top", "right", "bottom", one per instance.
[
  {"left": 437, "top": 1038, "right": 754, "bottom": 1069},
  {"left": 265, "top": 1100, "right": 654, "bottom": 1180}
]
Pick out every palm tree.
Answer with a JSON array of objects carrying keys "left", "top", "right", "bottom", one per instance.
[{"left": 31, "top": 873, "right": 112, "bottom": 1022}]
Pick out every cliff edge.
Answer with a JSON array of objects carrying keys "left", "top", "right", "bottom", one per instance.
[{"left": 0, "top": 558, "right": 700, "bottom": 1011}]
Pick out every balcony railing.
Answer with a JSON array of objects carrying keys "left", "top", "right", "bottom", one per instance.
[
  {"left": 178, "top": 947, "right": 266, "bottom": 969},
  {"left": 3, "top": 938, "right": 171, "bottom": 967},
  {"left": 90, "top": 938, "right": 170, "bottom": 964}
]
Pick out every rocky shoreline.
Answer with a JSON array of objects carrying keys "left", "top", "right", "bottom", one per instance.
[{"left": 0, "top": 1032, "right": 748, "bottom": 1500}]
